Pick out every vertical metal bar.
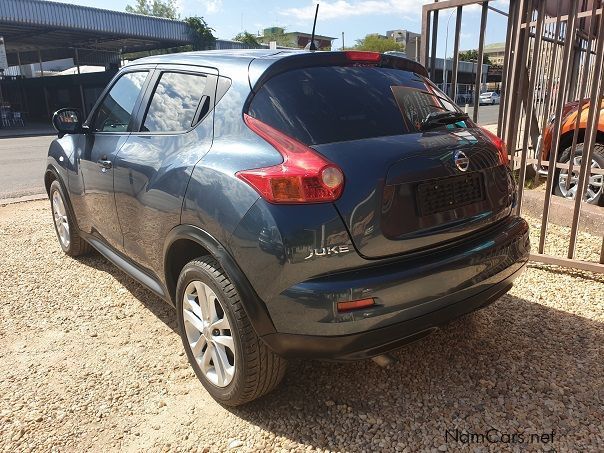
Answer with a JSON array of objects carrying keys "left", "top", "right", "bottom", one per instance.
[
  {"left": 74, "top": 48, "right": 81, "bottom": 75},
  {"left": 38, "top": 50, "right": 44, "bottom": 77},
  {"left": 533, "top": 9, "right": 563, "bottom": 186},
  {"left": 473, "top": 1, "right": 489, "bottom": 122},
  {"left": 421, "top": 7, "right": 431, "bottom": 67},
  {"left": 501, "top": 0, "right": 521, "bottom": 141},
  {"left": 79, "top": 85, "right": 86, "bottom": 117},
  {"left": 567, "top": 19, "right": 604, "bottom": 258},
  {"left": 538, "top": 0, "right": 579, "bottom": 255},
  {"left": 516, "top": 0, "right": 546, "bottom": 215},
  {"left": 498, "top": 0, "right": 516, "bottom": 136},
  {"left": 450, "top": 6, "right": 463, "bottom": 103},
  {"left": 430, "top": 8, "right": 440, "bottom": 81},
  {"left": 565, "top": 0, "right": 599, "bottom": 193},
  {"left": 505, "top": 0, "right": 531, "bottom": 170}
]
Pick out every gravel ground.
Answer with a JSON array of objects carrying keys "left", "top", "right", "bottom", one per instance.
[{"left": 0, "top": 199, "right": 602, "bottom": 452}]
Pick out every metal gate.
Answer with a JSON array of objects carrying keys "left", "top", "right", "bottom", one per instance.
[{"left": 422, "top": 0, "right": 604, "bottom": 273}]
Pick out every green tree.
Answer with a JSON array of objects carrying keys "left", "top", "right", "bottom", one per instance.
[
  {"left": 185, "top": 16, "right": 216, "bottom": 50},
  {"left": 458, "top": 49, "right": 492, "bottom": 64},
  {"left": 233, "top": 31, "right": 260, "bottom": 46},
  {"left": 125, "top": 0, "right": 179, "bottom": 19},
  {"left": 261, "top": 28, "right": 296, "bottom": 48},
  {"left": 354, "top": 34, "right": 404, "bottom": 52}
]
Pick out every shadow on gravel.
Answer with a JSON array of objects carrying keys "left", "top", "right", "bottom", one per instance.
[
  {"left": 75, "top": 251, "right": 178, "bottom": 333},
  {"left": 73, "top": 251, "right": 603, "bottom": 450},
  {"left": 229, "top": 294, "right": 603, "bottom": 451}
]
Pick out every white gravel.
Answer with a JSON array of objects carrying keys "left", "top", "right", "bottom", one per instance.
[{"left": 0, "top": 199, "right": 602, "bottom": 452}]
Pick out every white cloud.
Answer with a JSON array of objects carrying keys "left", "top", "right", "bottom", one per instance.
[
  {"left": 204, "top": 0, "right": 223, "bottom": 14},
  {"left": 279, "top": 0, "right": 428, "bottom": 20},
  {"left": 194, "top": 0, "right": 222, "bottom": 14}
]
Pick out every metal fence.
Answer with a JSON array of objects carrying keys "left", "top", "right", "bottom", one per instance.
[{"left": 422, "top": 0, "right": 604, "bottom": 274}]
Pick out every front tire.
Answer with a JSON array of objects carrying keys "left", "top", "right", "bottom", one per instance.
[
  {"left": 49, "top": 180, "right": 91, "bottom": 256},
  {"left": 176, "top": 256, "right": 286, "bottom": 406},
  {"left": 554, "top": 143, "right": 604, "bottom": 206}
]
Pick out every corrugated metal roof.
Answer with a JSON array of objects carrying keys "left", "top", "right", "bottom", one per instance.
[{"left": 0, "top": 0, "right": 195, "bottom": 43}]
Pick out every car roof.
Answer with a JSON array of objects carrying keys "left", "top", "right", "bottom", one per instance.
[{"left": 126, "top": 49, "right": 428, "bottom": 88}]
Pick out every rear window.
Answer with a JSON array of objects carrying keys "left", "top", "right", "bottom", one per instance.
[{"left": 247, "top": 66, "right": 460, "bottom": 145}]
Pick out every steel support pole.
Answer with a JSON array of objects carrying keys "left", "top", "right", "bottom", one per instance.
[
  {"left": 38, "top": 50, "right": 44, "bottom": 77},
  {"left": 533, "top": 7, "right": 563, "bottom": 186},
  {"left": 498, "top": 0, "right": 517, "bottom": 137},
  {"left": 538, "top": 0, "right": 579, "bottom": 255},
  {"left": 421, "top": 7, "right": 431, "bottom": 67},
  {"left": 516, "top": 0, "right": 545, "bottom": 215},
  {"left": 567, "top": 14, "right": 604, "bottom": 258},
  {"left": 564, "top": 0, "right": 600, "bottom": 194},
  {"left": 504, "top": 0, "right": 531, "bottom": 170},
  {"left": 473, "top": 2, "right": 489, "bottom": 122},
  {"left": 450, "top": 6, "right": 463, "bottom": 102},
  {"left": 74, "top": 48, "right": 81, "bottom": 75},
  {"left": 430, "top": 9, "right": 440, "bottom": 81}
]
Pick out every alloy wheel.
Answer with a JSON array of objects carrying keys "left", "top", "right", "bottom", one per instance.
[
  {"left": 558, "top": 156, "right": 603, "bottom": 203},
  {"left": 51, "top": 189, "right": 70, "bottom": 248},
  {"left": 182, "top": 281, "right": 235, "bottom": 387}
]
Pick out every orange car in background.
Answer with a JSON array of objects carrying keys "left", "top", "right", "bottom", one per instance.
[{"left": 538, "top": 99, "right": 604, "bottom": 206}]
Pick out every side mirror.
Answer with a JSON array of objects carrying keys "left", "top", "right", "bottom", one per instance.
[{"left": 52, "top": 108, "right": 84, "bottom": 137}]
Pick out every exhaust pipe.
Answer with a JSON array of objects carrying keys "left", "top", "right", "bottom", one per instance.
[{"left": 372, "top": 353, "right": 396, "bottom": 367}]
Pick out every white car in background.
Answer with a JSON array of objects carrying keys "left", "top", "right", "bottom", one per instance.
[{"left": 479, "top": 92, "right": 501, "bottom": 105}]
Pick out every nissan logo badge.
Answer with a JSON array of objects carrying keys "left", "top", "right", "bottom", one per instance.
[{"left": 454, "top": 150, "right": 470, "bottom": 172}]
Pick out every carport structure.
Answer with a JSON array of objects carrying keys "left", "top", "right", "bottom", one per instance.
[{"left": 0, "top": 0, "right": 196, "bottom": 119}]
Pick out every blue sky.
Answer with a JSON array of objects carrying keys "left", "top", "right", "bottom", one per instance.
[{"left": 53, "top": 0, "right": 510, "bottom": 56}]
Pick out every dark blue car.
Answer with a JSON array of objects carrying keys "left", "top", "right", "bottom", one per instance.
[{"left": 45, "top": 50, "right": 529, "bottom": 405}]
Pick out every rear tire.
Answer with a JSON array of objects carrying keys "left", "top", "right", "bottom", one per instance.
[
  {"left": 176, "top": 256, "right": 286, "bottom": 406},
  {"left": 553, "top": 143, "right": 604, "bottom": 206},
  {"left": 49, "top": 180, "right": 92, "bottom": 256}
]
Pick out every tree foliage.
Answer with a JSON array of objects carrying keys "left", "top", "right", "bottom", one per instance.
[
  {"left": 125, "top": 0, "right": 179, "bottom": 19},
  {"left": 233, "top": 31, "right": 260, "bottom": 46},
  {"left": 185, "top": 17, "right": 217, "bottom": 51},
  {"left": 354, "top": 34, "right": 404, "bottom": 53},
  {"left": 261, "top": 29, "right": 296, "bottom": 48},
  {"left": 458, "top": 49, "right": 492, "bottom": 64}
]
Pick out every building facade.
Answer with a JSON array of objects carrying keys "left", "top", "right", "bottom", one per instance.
[
  {"left": 257, "top": 27, "right": 335, "bottom": 50},
  {"left": 386, "top": 29, "right": 422, "bottom": 61}
]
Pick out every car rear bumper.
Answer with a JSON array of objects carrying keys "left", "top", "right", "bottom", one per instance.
[
  {"left": 259, "top": 215, "right": 530, "bottom": 359},
  {"left": 262, "top": 264, "right": 523, "bottom": 360}
]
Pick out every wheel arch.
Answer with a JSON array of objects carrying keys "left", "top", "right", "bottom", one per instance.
[
  {"left": 557, "top": 129, "right": 604, "bottom": 161},
  {"left": 163, "top": 224, "right": 276, "bottom": 337}
]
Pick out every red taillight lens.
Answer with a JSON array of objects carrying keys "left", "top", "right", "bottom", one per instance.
[
  {"left": 344, "top": 51, "right": 381, "bottom": 62},
  {"left": 481, "top": 127, "right": 508, "bottom": 165},
  {"left": 337, "top": 298, "right": 375, "bottom": 312},
  {"left": 237, "top": 114, "right": 345, "bottom": 204}
]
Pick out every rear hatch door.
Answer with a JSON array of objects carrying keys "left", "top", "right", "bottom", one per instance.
[{"left": 247, "top": 60, "right": 513, "bottom": 259}]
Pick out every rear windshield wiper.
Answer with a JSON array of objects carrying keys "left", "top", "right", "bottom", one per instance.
[{"left": 421, "top": 111, "right": 469, "bottom": 131}]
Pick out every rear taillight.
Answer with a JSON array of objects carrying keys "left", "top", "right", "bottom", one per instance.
[
  {"left": 344, "top": 51, "right": 381, "bottom": 62},
  {"left": 481, "top": 127, "right": 508, "bottom": 165},
  {"left": 237, "top": 114, "right": 345, "bottom": 204}
]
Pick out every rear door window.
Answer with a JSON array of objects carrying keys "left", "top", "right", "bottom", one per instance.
[
  {"left": 247, "top": 66, "right": 461, "bottom": 145},
  {"left": 141, "top": 72, "right": 208, "bottom": 133}
]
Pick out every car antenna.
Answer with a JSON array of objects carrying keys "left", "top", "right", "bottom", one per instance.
[{"left": 309, "top": 3, "right": 319, "bottom": 51}]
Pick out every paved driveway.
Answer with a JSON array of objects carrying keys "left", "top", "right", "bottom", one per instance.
[{"left": 0, "top": 135, "right": 54, "bottom": 199}]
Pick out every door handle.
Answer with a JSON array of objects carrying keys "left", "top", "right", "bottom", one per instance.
[{"left": 97, "top": 159, "right": 112, "bottom": 170}]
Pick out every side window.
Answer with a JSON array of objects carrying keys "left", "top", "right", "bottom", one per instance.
[
  {"left": 93, "top": 71, "right": 148, "bottom": 133},
  {"left": 141, "top": 72, "right": 208, "bottom": 133}
]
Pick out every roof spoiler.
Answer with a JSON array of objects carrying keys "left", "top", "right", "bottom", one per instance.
[{"left": 249, "top": 51, "right": 429, "bottom": 93}]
